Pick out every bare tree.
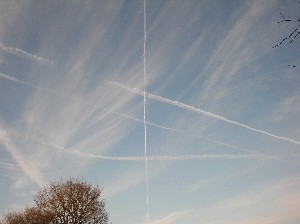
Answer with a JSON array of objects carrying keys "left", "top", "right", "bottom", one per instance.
[
  {"left": 272, "top": 3, "right": 300, "bottom": 49},
  {"left": 1, "top": 179, "right": 109, "bottom": 224},
  {"left": 34, "top": 179, "right": 109, "bottom": 224},
  {"left": 272, "top": 2, "right": 300, "bottom": 68}
]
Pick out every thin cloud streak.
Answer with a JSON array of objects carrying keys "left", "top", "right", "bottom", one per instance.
[
  {"left": 42, "top": 141, "right": 271, "bottom": 161},
  {"left": 0, "top": 42, "right": 54, "bottom": 66},
  {"left": 0, "top": 72, "right": 31, "bottom": 86},
  {"left": 153, "top": 176, "right": 300, "bottom": 224},
  {"left": 104, "top": 169, "right": 146, "bottom": 197},
  {"left": 107, "top": 81, "right": 300, "bottom": 146},
  {"left": 147, "top": 210, "right": 191, "bottom": 224},
  {"left": 0, "top": 127, "right": 44, "bottom": 187},
  {"left": 108, "top": 110, "right": 283, "bottom": 162},
  {"left": 189, "top": 176, "right": 300, "bottom": 224}
]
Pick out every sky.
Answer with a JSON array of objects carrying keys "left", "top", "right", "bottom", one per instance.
[{"left": 0, "top": 0, "right": 300, "bottom": 223}]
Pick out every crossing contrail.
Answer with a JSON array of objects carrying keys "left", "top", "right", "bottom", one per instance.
[
  {"left": 0, "top": 72, "right": 247, "bottom": 151},
  {"left": 0, "top": 42, "right": 54, "bottom": 66},
  {"left": 1, "top": 72, "right": 299, "bottom": 148},
  {"left": 107, "top": 80, "right": 300, "bottom": 146}
]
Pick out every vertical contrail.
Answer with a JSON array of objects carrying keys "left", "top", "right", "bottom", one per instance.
[{"left": 144, "top": 0, "right": 150, "bottom": 223}]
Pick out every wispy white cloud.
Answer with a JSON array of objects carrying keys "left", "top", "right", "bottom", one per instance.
[
  {"left": 188, "top": 176, "right": 300, "bottom": 224},
  {"left": 191, "top": 0, "right": 277, "bottom": 101},
  {"left": 103, "top": 168, "right": 146, "bottom": 198},
  {"left": 0, "top": 3, "right": 147, "bottom": 186},
  {"left": 0, "top": 1, "right": 31, "bottom": 42},
  {"left": 0, "top": 126, "right": 44, "bottom": 187},
  {"left": 0, "top": 42, "right": 54, "bottom": 66},
  {"left": 152, "top": 175, "right": 300, "bottom": 224},
  {"left": 147, "top": 210, "right": 191, "bottom": 224},
  {"left": 272, "top": 87, "right": 300, "bottom": 123}
]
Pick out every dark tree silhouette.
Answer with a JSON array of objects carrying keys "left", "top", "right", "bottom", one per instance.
[
  {"left": 272, "top": 9, "right": 300, "bottom": 49},
  {"left": 35, "top": 179, "right": 109, "bottom": 224},
  {"left": 1, "top": 207, "right": 54, "bottom": 224},
  {"left": 272, "top": 2, "right": 300, "bottom": 68},
  {"left": 1, "top": 179, "right": 109, "bottom": 224}
]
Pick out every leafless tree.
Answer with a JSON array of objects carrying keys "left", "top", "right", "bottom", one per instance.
[
  {"left": 34, "top": 179, "right": 109, "bottom": 224},
  {"left": 1, "top": 179, "right": 109, "bottom": 224},
  {"left": 272, "top": 2, "right": 300, "bottom": 67}
]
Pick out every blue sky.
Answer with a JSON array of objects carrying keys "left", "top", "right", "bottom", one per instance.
[{"left": 0, "top": 0, "right": 300, "bottom": 223}]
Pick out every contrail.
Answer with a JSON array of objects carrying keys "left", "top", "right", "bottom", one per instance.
[
  {"left": 112, "top": 110, "right": 246, "bottom": 151},
  {"left": 0, "top": 42, "right": 54, "bottom": 66},
  {"left": 0, "top": 72, "right": 32, "bottom": 86},
  {"left": 143, "top": 0, "right": 150, "bottom": 223},
  {"left": 1, "top": 72, "right": 299, "bottom": 151},
  {"left": 107, "top": 81, "right": 300, "bottom": 146},
  {"left": 42, "top": 141, "right": 271, "bottom": 161},
  {"left": 76, "top": 152, "right": 270, "bottom": 161}
]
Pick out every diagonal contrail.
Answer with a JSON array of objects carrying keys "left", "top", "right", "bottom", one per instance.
[
  {"left": 107, "top": 80, "right": 300, "bottom": 146},
  {"left": 0, "top": 72, "right": 32, "bottom": 86},
  {"left": 1, "top": 72, "right": 299, "bottom": 147},
  {"left": 0, "top": 42, "right": 54, "bottom": 66}
]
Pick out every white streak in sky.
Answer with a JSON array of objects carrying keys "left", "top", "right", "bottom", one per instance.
[
  {"left": 112, "top": 110, "right": 248, "bottom": 151},
  {"left": 0, "top": 42, "right": 54, "bottom": 66},
  {"left": 0, "top": 127, "right": 44, "bottom": 187},
  {"left": 0, "top": 72, "right": 31, "bottom": 86},
  {"left": 143, "top": 1, "right": 150, "bottom": 223},
  {"left": 107, "top": 81, "right": 300, "bottom": 146},
  {"left": 42, "top": 141, "right": 271, "bottom": 161}
]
